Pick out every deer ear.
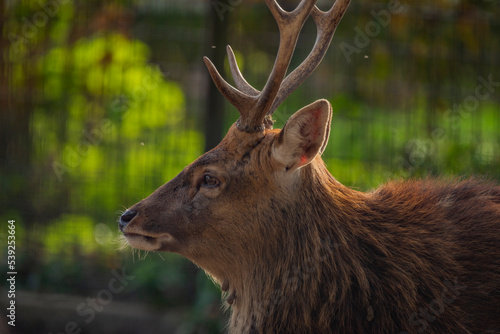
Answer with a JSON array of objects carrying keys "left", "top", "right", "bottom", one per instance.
[{"left": 273, "top": 99, "right": 332, "bottom": 172}]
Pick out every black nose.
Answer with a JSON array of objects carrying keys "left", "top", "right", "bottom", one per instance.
[{"left": 119, "top": 210, "right": 137, "bottom": 230}]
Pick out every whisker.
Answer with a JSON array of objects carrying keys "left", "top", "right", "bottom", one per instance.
[{"left": 155, "top": 252, "right": 165, "bottom": 261}]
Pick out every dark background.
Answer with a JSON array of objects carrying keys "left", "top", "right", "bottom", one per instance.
[{"left": 1, "top": 0, "right": 499, "bottom": 333}]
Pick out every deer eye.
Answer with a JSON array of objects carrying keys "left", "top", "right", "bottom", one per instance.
[{"left": 203, "top": 175, "right": 220, "bottom": 188}]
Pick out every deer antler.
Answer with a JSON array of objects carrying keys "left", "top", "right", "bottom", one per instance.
[{"left": 204, "top": 0, "right": 351, "bottom": 133}]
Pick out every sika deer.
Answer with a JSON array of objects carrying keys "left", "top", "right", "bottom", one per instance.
[{"left": 119, "top": 0, "right": 500, "bottom": 333}]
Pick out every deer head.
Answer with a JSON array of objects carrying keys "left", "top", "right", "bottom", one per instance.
[{"left": 119, "top": 0, "right": 351, "bottom": 319}]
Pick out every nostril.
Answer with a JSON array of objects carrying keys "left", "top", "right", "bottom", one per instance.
[{"left": 119, "top": 210, "right": 137, "bottom": 229}]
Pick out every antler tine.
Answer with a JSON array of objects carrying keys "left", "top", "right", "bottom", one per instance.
[
  {"left": 205, "top": 0, "right": 341, "bottom": 133},
  {"left": 203, "top": 56, "right": 256, "bottom": 116},
  {"left": 226, "top": 46, "right": 260, "bottom": 96},
  {"left": 268, "top": 0, "right": 352, "bottom": 115},
  {"left": 255, "top": 0, "right": 317, "bottom": 125}
]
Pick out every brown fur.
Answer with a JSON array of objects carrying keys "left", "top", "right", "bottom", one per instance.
[
  {"left": 121, "top": 124, "right": 500, "bottom": 334},
  {"left": 119, "top": 0, "right": 499, "bottom": 330}
]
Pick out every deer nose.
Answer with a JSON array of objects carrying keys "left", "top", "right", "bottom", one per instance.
[{"left": 119, "top": 210, "right": 137, "bottom": 230}]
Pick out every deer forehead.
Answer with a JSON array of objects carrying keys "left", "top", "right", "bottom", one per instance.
[{"left": 188, "top": 126, "right": 280, "bottom": 174}]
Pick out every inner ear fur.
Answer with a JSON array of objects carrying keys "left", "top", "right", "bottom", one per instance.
[{"left": 273, "top": 99, "right": 332, "bottom": 172}]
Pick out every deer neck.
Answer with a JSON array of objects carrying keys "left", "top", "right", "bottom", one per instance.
[{"left": 225, "top": 160, "right": 369, "bottom": 333}]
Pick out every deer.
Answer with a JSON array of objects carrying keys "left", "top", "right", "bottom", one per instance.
[{"left": 119, "top": 0, "right": 500, "bottom": 333}]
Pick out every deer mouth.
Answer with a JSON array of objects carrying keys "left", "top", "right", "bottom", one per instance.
[
  {"left": 122, "top": 231, "right": 175, "bottom": 251},
  {"left": 123, "top": 232, "right": 154, "bottom": 240}
]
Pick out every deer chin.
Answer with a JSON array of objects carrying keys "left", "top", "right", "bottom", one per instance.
[{"left": 123, "top": 232, "right": 175, "bottom": 252}]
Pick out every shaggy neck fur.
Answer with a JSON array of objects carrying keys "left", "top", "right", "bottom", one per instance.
[
  {"left": 217, "top": 159, "right": 500, "bottom": 333},
  {"left": 223, "top": 160, "right": 375, "bottom": 333}
]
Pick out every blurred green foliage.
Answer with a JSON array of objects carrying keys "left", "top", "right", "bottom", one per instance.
[{"left": 1, "top": 0, "right": 499, "bottom": 333}]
